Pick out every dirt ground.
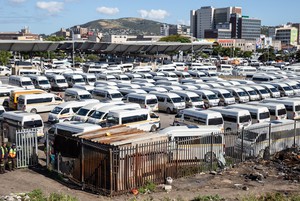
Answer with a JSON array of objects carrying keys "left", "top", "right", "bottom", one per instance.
[{"left": 1, "top": 155, "right": 300, "bottom": 201}]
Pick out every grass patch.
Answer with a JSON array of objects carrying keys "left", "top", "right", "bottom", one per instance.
[
  {"left": 191, "top": 194, "right": 223, "bottom": 201},
  {"left": 27, "top": 189, "right": 78, "bottom": 201},
  {"left": 138, "top": 180, "right": 156, "bottom": 194}
]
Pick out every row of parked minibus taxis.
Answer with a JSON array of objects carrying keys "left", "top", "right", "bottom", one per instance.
[{"left": 1, "top": 66, "right": 300, "bottom": 158}]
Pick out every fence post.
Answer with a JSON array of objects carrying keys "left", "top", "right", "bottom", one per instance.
[
  {"left": 46, "top": 133, "right": 49, "bottom": 169},
  {"left": 109, "top": 148, "right": 113, "bottom": 195},
  {"left": 80, "top": 139, "right": 85, "bottom": 190},
  {"left": 294, "top": 120, "right": 297, "bottom": 147},
  {"left": 268, "top": 123, "right": 272, "bottom": 151},
  {"left": 210, "top": 132, "right": 213, "bottom": 171},
  {"left": 241, "top": 127, "right": 244, "bottom": 162},
  {"left": 175, "top": 140, "right": 178, "bottom": 177}
]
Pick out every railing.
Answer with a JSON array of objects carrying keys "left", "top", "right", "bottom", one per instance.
[{"left": 46, "top": 120, "right": 300, "bottom": 196}]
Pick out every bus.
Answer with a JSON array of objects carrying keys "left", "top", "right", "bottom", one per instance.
[{"left": 8, "top": 89, "right": 46, "bottom": 110}]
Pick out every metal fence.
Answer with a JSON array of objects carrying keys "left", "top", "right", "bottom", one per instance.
[{"left": 46, "top": 120, "right": 300, "bottom": 196}]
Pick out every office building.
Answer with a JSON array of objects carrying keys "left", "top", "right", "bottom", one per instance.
[
  {"left": 275, "top": 26, "right": 298, "bottom": 46},
  {"left": 238, "top": 16, "right": 261, "bottom": 40}
]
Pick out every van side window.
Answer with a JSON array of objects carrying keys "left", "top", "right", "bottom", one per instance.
[
  {"left": 61, "top": 108, "right": 70, "bottom": 114},
  {"left": 250, "top": 112, "right": 257, "bottom": 119},
  {"left": 222, "top": 114, "right": 237, "bottom": 123},
  {"left": 269, "top": 109, "right": 275, "bottom": 116},
  {"left": 256, "top": 133, "right": 267, "bottom": 143},
  {"left": 157, "top": 97, "right": 165, "bottom": 102},
  {"left": 73, "top": 107, "right": 81, "bottom": 113},
  {"left": 167, "top": 98, "right": 172, "bottom": 103},
  {"left": 55, "top": 96, "right": 63, "bottom": 101}
]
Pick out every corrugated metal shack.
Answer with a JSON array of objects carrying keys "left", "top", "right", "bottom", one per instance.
[{"left": 51, "top": 125, "right": 169, "bottom": 195}]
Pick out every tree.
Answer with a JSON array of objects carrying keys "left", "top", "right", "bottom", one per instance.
[
  {"left": 243, "top": 51, "right": 253, "bottom": 58},
  {"left": 159, "top": 34, "right": 191, "bottom": 43},
  {"left": 44, "top": 36, "right": 65, "bottom": 41},
  {"left": 87, "top": 54, "right": 99, "bottom": 62},
  {"left": 74, "top": 56, "right": 84, "bottom": 63},
  {"left": 0, "top": 51, "right": 12, "bottom": 65}
]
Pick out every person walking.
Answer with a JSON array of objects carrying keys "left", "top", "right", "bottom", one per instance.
[
  {"left": 8, "top": 143, "right": 17, "bottom": 171},
  {"left": 0, "top": 142, "right": 8, "bottom": 174}
]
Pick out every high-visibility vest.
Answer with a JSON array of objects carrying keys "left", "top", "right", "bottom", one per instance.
[
  {"left": 8, "top": 148, "right": 16, "bottom": 158},
  {"left": 0, "top": 146, "right": 4, "bottom": 158}
]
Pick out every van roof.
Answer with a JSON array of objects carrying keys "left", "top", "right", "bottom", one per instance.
[
  {"left": 158, "top": 125, "right": 221, "bottom": 136},
  {"left": 170, "top": 91, "right": 199, "bottom": 97},
  {"left": 227, "top": 104, "right": 269, "bottom": 112},
  {"left": 54, "top": 101, "right": 89, "bottom": 109},
  {"left": 3, "top": 111, "right": 42, "bottom": 121},
  {"left": 247, "top": 102, "right": 285, "bottom": 108},
  {"left": 80, "top": 101, "right": 122, "bottom": 110},
  {"left": 19, "top": 93, "right": 55, "bottom": 99},
  {"left": 209, "top": 107, "right": 250, "bottom": 115},
  {"left": 149, "top": 91, "right": 180, "bottom": 98},
  {"left": 109, "top": 108, "right": 149, "bottom": 116},
  {"left": 93, "top": 88, "right": 120, "bottom": 94},
  {"left": 55, "top": 121, "right": 101, "bottom": 135},
  {"left": 65, "top": 88, "right": 91, "bottom": 94},
  {"left": 95, "top": 103, "right": 141, "bottom": 113},
  {"left": 127, "top": 93, "right": 157, "bottom": 98},
  {"left": 183, "top": 108, "right": 222, "bottom": 116}
]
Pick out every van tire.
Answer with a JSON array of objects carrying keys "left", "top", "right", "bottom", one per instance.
[
  {"left": 30, "top": 108, "right": 37, "bottom": 114},
  {"left": 204, "top": 152, "right": 216, "bottom": 163},
  {"left": 166, "top": 108, "right": 171, "bottom": 114},
  {"left": 150, "top": 125, "right": 157, "bottom": 132}
]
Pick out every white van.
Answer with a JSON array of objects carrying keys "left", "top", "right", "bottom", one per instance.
[
  {"left": 149, "top": 92, "right": 186, "bottom": 114},
  {"left": 49, "top": 121, "right": 101, "bottom": 136},
  {"left": 238, "top": 86, "right": 260, "bottom": 101},
  {"left": 119, "top": 88, "right": 147, "bottom": 98},
  {"left": 173, "top": 71, "right": 192, "bottom": 79},
  {"left": 173, "top": 108, "right": 224, "bottom": 132},
  {"left": 8, "top": 75, "right": 34, "bottom": 89},
  {"left": 71, "top": 101, "right": 122, "bottom": 122},
  {"left": 106, "top": 108, "right": 160, "bottom": 132},
  {"left": 232, "top": 66, "right": 257, "bottom": 77},
  {"left": 252, "top": 73, "right": 276, "bottom": 83},
  {"left": 87, "top": 103, "right": 141, "bottom": 124},
  {"left": 0, "top": 66, "right": 11, "bottom": 76},
  {"left": 2, "top": 111, "right": 44, "bottom": 142},
  {"left": 80, "top": 73, "right": 97, "bottom": 86},
  {"left": 64, "top": 88, "right": 94, "bottom": 101},
  {"left": 114, "top": 74, "right": 130, "bottom": 83},
  {"left": 92, "top": 88, "right": 123, "bottom": 101},
  {"left": 126, "top": 93, "right": 158, "bottom": 112},
  {"left": 27, "top": 75, "right": 51, "bottom": 91},
  {"left": 18, "top": 93, "right": 63, "bottom": 113},
  {"left": 48, "top": 101, "right": 90, "bottom": 123},
  {"left": 250, "top": 85, "right": 271, "bottom": 99},
  {"left": 73, "top": 84, "right": 94, "bottom": 94},
  {"left": 263, "top": 98, "right": 300, "bottom": 120},
  {"left": 141, "top": 86, "right": 168, "bottom": 93},
  {"left": 209, "top": 107, "right": 252, "bottom": 131},
  {"left": 63, "top": 74, "right": 85, "bottom": 87},
  {"left": 132, "top": 78, "right": 155, "bottom": 84},
  {"left": 225, "top": 87, "right": 250, "bottom": 103},
  {"left": 156, "top": 65, "right": 176, "bottom": 72},
  {"left": 247, "top": 102, "right": 287, "bottom": 120},
  {"left": 209, "top": 88, "right": 236, "bottom": 106},
  {"left": 153, "top": 76, "right": 178, "bottom": 82},
  {"left": 187, "top": 70, "right": 206, "bottom": 78},
  {"left": 258, "top": 84, "right": 281, "bottom": 98},
  {"left": 117, "top": 83, "right": 141, "bottom": 89},
  {"left": 170, "top": 91, "right": 204, "bottom": 109},
  {"left": 45, "top": 74, "right": 68, "bottom": 91},
  {"left": 218, "top": 64, "right": 233, "bottom": 75},
  {"left": 227, "top": 104, "right": 270, "bottom": 123},
  {"left": 268, "top": 83, "right": 294, "bottom": 97},
  {"left": 284, "top": 80, "right": 300, "bottom": 95},
  {"left": 187, "top": 89, "right": 220, "bottom": 108}
]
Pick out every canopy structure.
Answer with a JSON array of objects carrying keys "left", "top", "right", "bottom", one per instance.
[{"left": 0, "top": 40, "right": 212, "bottom": 54}]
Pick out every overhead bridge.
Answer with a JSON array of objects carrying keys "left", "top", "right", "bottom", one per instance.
[{"left": 0, "top": 40, "right": 212, "bottom": 54}]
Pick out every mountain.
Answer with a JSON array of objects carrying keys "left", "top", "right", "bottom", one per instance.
[{"left": 75, "top": 17, "right": 173, "bottom": 36}]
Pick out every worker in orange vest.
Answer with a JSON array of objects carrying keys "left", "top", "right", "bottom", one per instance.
[{"left": 8, "top": 143, "right": 17, "bottom": 171}]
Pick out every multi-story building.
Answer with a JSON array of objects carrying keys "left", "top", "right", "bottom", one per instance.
[
  {"left": 275, "top": 26, "right": 298, "bottom": 46},
  {"left": 190, "top": 6, "right": 241, "bottom": 39},
  {"left": 291, "top": 23, "right": 300, "bottom": 45},
  {"left": 238, "top": 16, "right": 261, "bottom": 40},
  {"left": 0, "top": 27, "right": 40, "bottom": 40}
]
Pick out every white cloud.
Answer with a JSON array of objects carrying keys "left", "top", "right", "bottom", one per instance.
[
  {"left": 177, "top": 19, "right": 190, "bottom": 26},
  {"left": 36, "top": 1, "right": 64, "bottom": 14},
  {"left": 138, "top": 9, "right": 169, "bottom": 20},
  {"left": 96, "top": 6, "right": 119, "bottom": 15},
  {"left": 9, "top": 0, "right": 26, "bottom": 3}
]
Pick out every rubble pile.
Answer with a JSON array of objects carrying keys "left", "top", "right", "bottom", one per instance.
[{"left": 273, "top": 147, "right": 300, "bottom": 182}]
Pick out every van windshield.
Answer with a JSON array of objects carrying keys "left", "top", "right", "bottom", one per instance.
[
  {"left": 24, "top": 120, "right": 43, "bottom": 128},
  {"left": 237, "top": 91, "right": 248, "bottom": 96},
  {"left": 74, "top": 78, "right": 85, "bottom": 83},
  {"left": 283, "top": 86, "right": 293, "bottom": 91},
  {"left": 278, "top": 109, "right": 287, "bottom": 116},
  {"left": 147, "top": 99, "right": 158, "bottom": 104},
  {"left": 248, "top": 90, "right": 257, "bottom": 95},
  {"left": 90, "top": 111, "right": 105, "bottom": 119},
  {"left": 39, "top": 80, "right": 49, "bottom": 85},
  {"left": 190, "top": 96, "right": 202, "bottom": 102},
  {"left": 259, "top": 112, "right": 270, "bottom": 119},
  {"left": 111, "top": 93, "right": 123, "bottom": 98},
  {"left": 107, "top": 116, "right": 119, "bottom": 125},
  {"left": 57, "top": 79, "right": 66, "bottom": 83},
  {"left": 51, "top": 107, "right": 62, "bottom": 114},
  {"left": 77, "top": 108, "right": 89, "bottom": 116},
  {"left": 88, "top": 78, "right": 96, "bottom": 82},
  {"left": 208, "top": 118, "right": 223, "bottom": 125},
  {"left": 295, "top": 105, "right": 300, "bottom": 111},
  {"left": 207, "top": 94, "right": 218, "bottom": 100},
  {"left": 79, "top": 94, "right": 92, "bottom": 99},
  {"left": 240, "top": 115, "right": 251, "bottom": 123},
  {"left": 269, "top": 88, "right": 278, "bottom": 92},
  {"left": 22, "top": 81, "right": 32, "bottom": 86},
  {"left": 259, "top": 89, "right": 269, "bottom": 94},
  {"left": 172, "top": 97, "right": 183, "bottom": 103},
  {"left": 223, "top": 93, "right": 233, "bottom": 98}
]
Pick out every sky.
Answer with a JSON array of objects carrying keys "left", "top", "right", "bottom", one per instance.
[{"left": 0, "top": 0, "right": 299, "bottom": 35}]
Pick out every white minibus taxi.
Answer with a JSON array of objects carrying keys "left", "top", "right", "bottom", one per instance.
[
  {"left": 27, "top": 75, "right": 51, "bottom": 91},
  {"left": 209, "top": 107, "right": 252, "bottom": 131},
  {"left": 227, "top": 104, "right": 270, "bottom": 124},
  {"left": 268, "top": 83, "right": 294, "bottom": 97},
  {"left": 106, "top": 108, "right": 160, "bottom": 132},
  {"left": 17, "top": 93, "right": 63, "bottom": 113},
  {"left": 258, "top": 84, "right": 280, "bottom": 98},
  {"left": 170, "top": 91, "right": 204, "bottom": 109},
  {"left": 249, "top": 85, "right": 271, "bottom": 100},
  {"left": 64, "top": 88, "right": 93, "bottom": 101},
  {"left": 263, "top": 98, "right": 300, "bottom": 120},
  {"left": 238, "top": 86, "right": 260, "bottom": 101},
  {"left": 173, "top": 108, "right": 224, "bottom": 132},
  {"left": 45, "top": 74, "right": 68, "bottom": 91},
  {"left": 8, "top": 75, "right": 34, "bottom": 89},
  {"left": 2, "top": 111, "right": 44, "bottom": 142},
  {"left": 149, "top": 92, "right": 186, "bottom": 114},
  {"left": 87, "top": 103, "right": 141, "bottom": 124},
  {"left": 209, "top": 88, "right": 236, "bottom": 106},
  {"left": 247, "top": 102, "right": 287, "bottom": 120},
  {"left": 187, "top": 89, "right": 220, "bottom": 108},
  {"left": 225, "top": 87, "right": 249, "bottom": 103},
  {"left": 92, "top": 88, "right": 123, "bottom": 101},
  {"left": 126, "top": 93, "right": 159, "bottom": 112}
]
